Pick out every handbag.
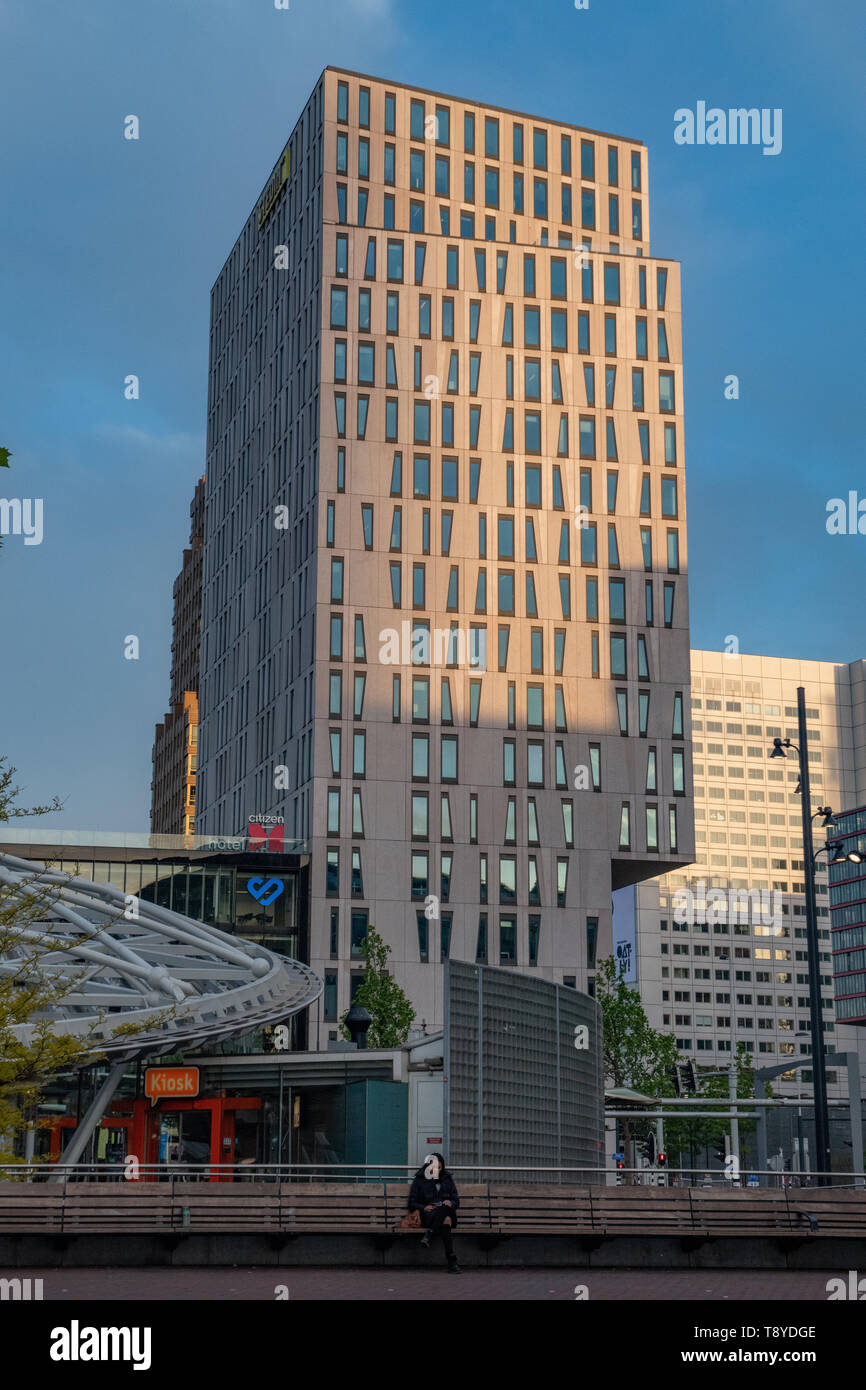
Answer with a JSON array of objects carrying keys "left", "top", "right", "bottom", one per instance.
[{"left": 398, "top": 1209, "right": 422, "bottom": 1230}]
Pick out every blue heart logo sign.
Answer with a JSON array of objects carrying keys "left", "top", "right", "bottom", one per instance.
[{"left": 246, "top": 876, "right": 285, "bottom": 907}]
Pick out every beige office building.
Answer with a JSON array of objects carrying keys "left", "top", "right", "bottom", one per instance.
[
  {"left": 633, "top": 650, "right": 866, "bottom": 1098},
  {"left": 197, "top": 68, "right": 694, "bottom": 1033}
]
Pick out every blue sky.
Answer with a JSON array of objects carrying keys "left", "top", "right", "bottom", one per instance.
[{"left": 0, "top": 0, "right": 864, "bottom": 830}]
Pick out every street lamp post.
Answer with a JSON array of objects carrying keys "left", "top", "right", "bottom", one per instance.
[
  {"left": 795, "top": 687, "right": 831, "bottom": 1186},
  {"left": 715, "top": 949, "right": 740, "bottom": 1173},
  {"left": 770, "top": 686, "right": 862, "bottom": 1187}
]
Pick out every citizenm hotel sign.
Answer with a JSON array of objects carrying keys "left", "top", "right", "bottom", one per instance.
[
  {"left": 197, "top": 815, "right": 285, "bottom": 854},
  {"left": 257, "top": 146, "right": 291, "bottom": 228},
  {"left": 247, "top": 815, "right": 284, "bottom": 851}
]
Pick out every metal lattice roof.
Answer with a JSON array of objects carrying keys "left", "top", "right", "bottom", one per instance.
[{"left": 0, "top": 852, "right": 321, "bottom": 1062}]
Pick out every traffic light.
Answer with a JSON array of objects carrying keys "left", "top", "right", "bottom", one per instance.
[
  {"left": 657, "top": 1151, "right": 666, "bottom": 1167},
  {"left": 715, "top": 1144, "right": 726, "bottom": 1164},
  {"left": 669, "top": 1062, "right": 698, "bottom": 1096},
  {"left": 616, "top": 1159, "right": 625, "bottom": 1170}
]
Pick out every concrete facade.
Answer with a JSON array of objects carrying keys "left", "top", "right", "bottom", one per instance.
[{"left": 634, "top": 650, "right": 866, "bottom": 1099}]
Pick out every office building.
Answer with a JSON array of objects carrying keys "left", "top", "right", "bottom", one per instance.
[
  {"left": 196, "top": 67, "right": 694, "bottom": 1032},
  {"left": 633, "top": 650, "right": 866, "bottom": 1099},
  {"left": 827, "top": 800, "right": 866, "bottom": 1026},
  {"left": 151, "top": 476, "right": 205, "bottom": 835}
]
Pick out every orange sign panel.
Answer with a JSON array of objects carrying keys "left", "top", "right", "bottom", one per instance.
[{"left": 144, "top": 1067, "right": 200, "bottom": 1101}]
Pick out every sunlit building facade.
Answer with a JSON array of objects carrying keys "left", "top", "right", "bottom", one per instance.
[
  {"left": 152, "top": 477, "right": 205, "bottom": 835},
  {"left": 634, "top": 650, "right": 866, "bottom": 1099},
  {"left": 196, "top": 68, "right": 694, "bottom": 1033}
]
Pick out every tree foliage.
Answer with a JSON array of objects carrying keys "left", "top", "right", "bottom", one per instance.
[
  {"left": 596, "top": 955, "right": 679, "bottom": 1094},
  {"left": 595, "top": 955, "right": 681, "bottom": 1160},
  {"left": 339, "top": 926, "right": 416, "bottom": 1049},
  {"left": 0, "top": 758, "right": 89, "bottom": 1164},
  {"left": 595, "top": 954, "right": 773, "bottom": 1169}
]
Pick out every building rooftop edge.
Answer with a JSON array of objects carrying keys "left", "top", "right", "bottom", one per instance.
[
  {"left": 321, "top": 64, "right": 648, "bottom": 147},
  {"left": 212, "top": 65, "right": 650, "bottom": 291},
  {"left": 690, "top": 650, "right": 866, "bottom": 671}
]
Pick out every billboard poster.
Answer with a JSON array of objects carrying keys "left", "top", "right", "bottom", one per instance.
[{"left": 611, "top": 886, "right": 637, "bottom": 983}]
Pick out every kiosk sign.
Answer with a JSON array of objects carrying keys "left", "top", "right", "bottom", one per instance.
[{"left": 144, "top": 1067, "right": 200, "bottom": 1104}]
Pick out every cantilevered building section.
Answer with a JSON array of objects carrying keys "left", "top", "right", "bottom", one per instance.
[
  {"left": 634, "top": 651, "right": 866, "bottom": 1098},
  {"left": 151, "top": 476, "right": 205, "bottom": 835},
  {"left": 197, "top": 67, "right": 694, "bottom": 1031}
]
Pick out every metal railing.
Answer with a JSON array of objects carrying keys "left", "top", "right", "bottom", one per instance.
[{"left": 2, "top": 1161, "right": 865, "bottom": 1187}]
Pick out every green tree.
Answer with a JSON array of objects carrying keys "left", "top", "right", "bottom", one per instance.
[
  {"left": 595, "top": 955, "right": 680, "bottom": 1162},
  {"left": 339, "top": 926, "right": 415, "bottom": 1049},
  {"left": 0, "top": 760, "right": 62, "bottom": 824},
  {"left": 0, "top": 758, "right": 89, "bottom": 1163},
  {"left": 597, "top": 955, "right": 679, "bottom": 1093}
]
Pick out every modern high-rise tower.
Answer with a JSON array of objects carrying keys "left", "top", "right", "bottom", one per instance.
[
  {"left": 634, "top": 650, "right": 866, "bottom": 1100},
  {"left": 197, "top": 68, "right": 694, "bottom": 1031},
  {"left": 152, "top": 475, "right": 205, "bottom": 836}
]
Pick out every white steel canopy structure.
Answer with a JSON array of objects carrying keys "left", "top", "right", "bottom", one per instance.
[{"left": 0, "top": 852, "right": 321, "bottom": 1063}]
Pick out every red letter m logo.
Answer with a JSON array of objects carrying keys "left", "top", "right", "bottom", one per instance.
[{"left": 248, "top": 823, "right": 284, "bottom": 852}]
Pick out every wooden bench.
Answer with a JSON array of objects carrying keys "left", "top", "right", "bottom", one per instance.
[
  {"left": 163, "top": 1182, "right": 281, "bottom": 1233},
  {"left": 2, "top": 1180, "right": 866, "bottom": 1240},
  {"left": 0, "top": 1187, "right": 64, "bottom": 1234},
  {"left": 687, "top": 1188, "right": 801, "bottom": 1239},
  {"left": 277, "top": 1183, "right": 386, "bottom": 1233},
  {"left": 61, "top": 1183, "right": 175, "bottom": 1233},
  {"left": 489, "top": 1184, "right": 596, "bottom": 1235},
  {"left": 784, "top": 1190, "right": 866, "bottom": 1237},
  {"left": 385, "top": 1182, "right": 491, "bottom": 1232},
  {"left": 593, "top": 1188, "right": 695, "bottom": 1235}
]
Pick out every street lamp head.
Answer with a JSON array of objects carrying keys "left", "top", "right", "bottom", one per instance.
[
  {"left": 769, "top": 739, "right": 786, "bottom": 759},
  {"left": 823, "top": 841, "right": 863, "bottom": 865}
]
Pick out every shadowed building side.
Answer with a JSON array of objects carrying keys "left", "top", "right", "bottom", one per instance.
[{"left": 152, "top": 476, "right": 205, "bottom": 835}]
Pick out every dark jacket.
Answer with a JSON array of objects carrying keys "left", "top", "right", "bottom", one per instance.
[{"left": 408, "top": 1172, "right": 460, "bottom": 1222}]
